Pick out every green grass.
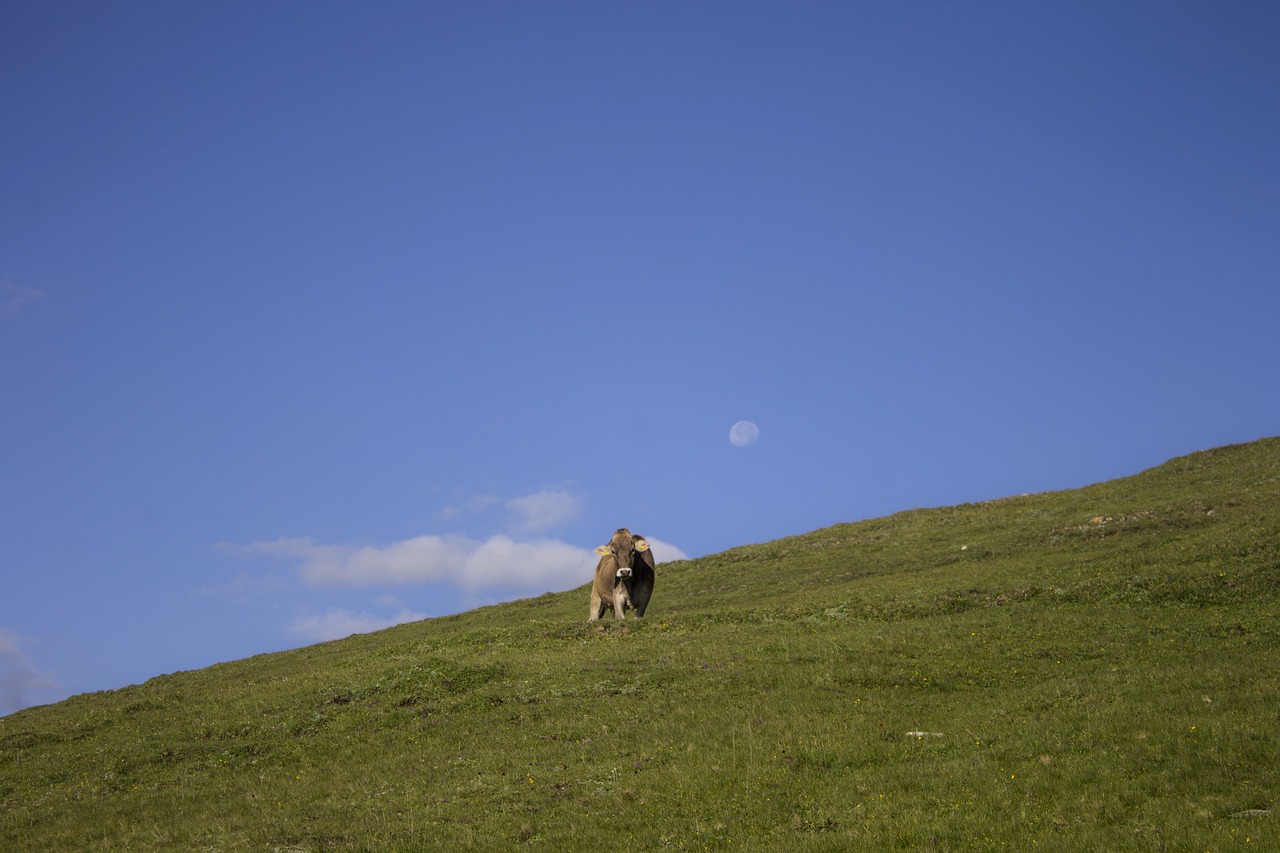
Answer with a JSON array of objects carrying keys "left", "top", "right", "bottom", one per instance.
[{"left": 4, "top": 438, "right": 1280, "bottom": 850}]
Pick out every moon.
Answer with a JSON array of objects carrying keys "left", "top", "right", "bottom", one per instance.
[{"left": 729, "top": 420, "right": 760, "bottom": 448}]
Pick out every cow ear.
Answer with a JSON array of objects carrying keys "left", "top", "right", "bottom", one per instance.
[
  {"left": 594, "top": 545, "right": 611, "bottom": 556},
  {"left": 634, "top": 538, "right": 650, "bottom": 552}
]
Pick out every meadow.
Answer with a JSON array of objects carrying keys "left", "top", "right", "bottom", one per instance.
[{"left": 3, "top": 438, "right": 1278, "bottom": 850}]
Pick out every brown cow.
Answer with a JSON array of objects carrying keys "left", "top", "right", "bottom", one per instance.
[{"left": 589, "top": 528, "right": 656, "bottom": 621}]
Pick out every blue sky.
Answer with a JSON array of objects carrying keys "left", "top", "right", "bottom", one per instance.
[{"left": 3, "top": 1, "right": 1278, "bottom": 714}]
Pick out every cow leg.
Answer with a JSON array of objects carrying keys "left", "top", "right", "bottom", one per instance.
[
  {"left": 632, "top": 586, "right": 650, "bottom": 617},
  {"left": 613, "top": 579, "right": 631, "bottom": 619},
  {"left": 589, "top": 591, "right": 603, "bottom": 621}
]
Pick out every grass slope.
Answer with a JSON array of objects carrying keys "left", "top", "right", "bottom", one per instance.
[{"left": 4, "top": 439, "right": 1279, "bottom": 850}]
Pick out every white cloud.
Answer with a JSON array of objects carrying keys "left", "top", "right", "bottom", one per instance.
[
  {"left": 0, "top": 284, "right": 44, "bottom": 319},
  {"left": 506, "top": 489, "right": 583, "bottom": 533},
  {"left": 637, "top": 535, "right": 690, "bottom": 563},
  {"left": 0, "top": 628, "right": 62, "bottom": 716},
  {"left": 229, "top": 489, "right": 689, "bottom": 617},
  {"left": 463, "top": 534, "right": 597, "bottom": 588},
  {"left": 305, "top": 535, "right": 476, "bottom": 586},
  {"left": 288, "top": 606, "right": 428, "bottom": 643},
  {"left": 243, "top": 533, "right": 598, "bottom": 593}
]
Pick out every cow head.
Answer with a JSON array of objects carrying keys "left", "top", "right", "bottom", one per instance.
[{"left": 594, "top": 527, "right": 650, "bottom": 579}]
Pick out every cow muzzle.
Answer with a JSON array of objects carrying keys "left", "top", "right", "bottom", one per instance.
[{"left": 615, "top": 567, "right": 632, "bottom": 578}]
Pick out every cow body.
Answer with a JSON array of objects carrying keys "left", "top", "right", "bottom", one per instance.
[{"left": 589, "top": 528, "right": 656, "bottom": 620}]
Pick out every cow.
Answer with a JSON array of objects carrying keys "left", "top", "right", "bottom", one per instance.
[{"left": 589, "top": 528, "right": 656, "bottom": 621}]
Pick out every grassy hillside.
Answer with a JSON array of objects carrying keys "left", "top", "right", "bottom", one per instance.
[{"left": 4, "top": 438, "right": 1279, "bottom": 850}]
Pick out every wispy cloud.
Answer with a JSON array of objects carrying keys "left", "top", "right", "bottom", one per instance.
[
  {"left": 435, "top": 493, "right": 501, "bottom": 523},
  {"left": 0, "top": 284, "right": 44, "bottom": 319},
  {"left": 506, "top": 489, "right": 583, "bottom": 533},
  {"left": 437, "top": 488, "right": 584, "bottom": 536},
  {"left": 288, "top": 605, "right": 429, "bottom": 643},
  {"left": 0, "top": 628, "right": 62, "bottom": 716},
  {"left": 199, "top": 567, "right": 290, "bottom": 603}
]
